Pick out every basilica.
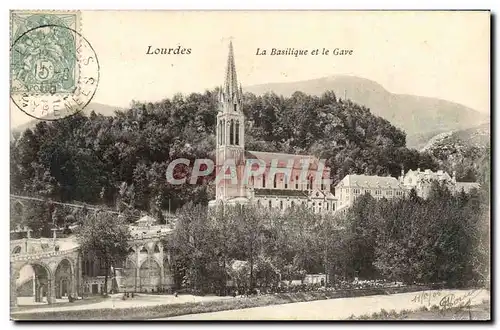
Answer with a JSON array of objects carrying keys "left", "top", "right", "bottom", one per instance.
[{"left": 208, "top": 42, "right": 336, "bottom": 214}]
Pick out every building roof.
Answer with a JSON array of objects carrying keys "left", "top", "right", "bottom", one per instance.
[
  {"left": 254, "top": 188, "right": 308, "bottom": 197},
  {"left": 406, "top": 169, "right": 452, "bottom": 182},
  {"left": 135, "top": 215, "right": 157, "bottom": 225},
  {"left": 455, "top": 182, "right": 481, "bottom": 192},
  {"left": 245, "top": 150, "right": 329, "bottom": 172},
  {"left": 337, "top": 174, "right": 404, "bottom": 189}
]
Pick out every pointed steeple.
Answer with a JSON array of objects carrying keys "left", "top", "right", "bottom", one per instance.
[{"left": 223, "top": 41, "right": 240, "bottom": 103}]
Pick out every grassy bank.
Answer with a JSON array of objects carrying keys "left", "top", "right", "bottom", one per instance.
[
  {"left": 12, "top": 285, "right": 439, "bottom": 320},
  {"left": 346, "top": 301, "right": 491, "bottom": 320}
]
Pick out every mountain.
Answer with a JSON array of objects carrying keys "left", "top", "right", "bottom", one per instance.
[
  {"left": 12, "top": 102, "right": 123, "bottom": 133},
  {"left": 245, "top": 75, "right": 489, "bottom": 149},
  {"left": 421, "top": 123, "right": 491, "bottom": 152}
]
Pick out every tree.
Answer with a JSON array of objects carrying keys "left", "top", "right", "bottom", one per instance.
[{"left": 76, "top": 211, "right": 131, "bottom": 295}]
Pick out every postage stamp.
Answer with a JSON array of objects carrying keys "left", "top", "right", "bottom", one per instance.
[{"left": 10, "top": 10, "right": 99, "bottom": 121}]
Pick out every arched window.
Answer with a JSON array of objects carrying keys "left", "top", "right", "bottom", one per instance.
[
  {"left": 154, "top": 244, "right": 160, "bottom": 253},
  {"left": 140, "top": 247, "right": 148, "bottom": 254},
  {"left": 218, "top": 121, "right": 222, "bottom": 145},
  {"left": 268, "top": 200, "right": 272, "bottom": 208},
  {"left": 295, "top": 176, "right": 299, "bottom": 189},
  {"left": 284, "top": 174, "right": 288, "bottom": 189},
  {"left": 229, "top": 120, "right": 234, "bottom": 145},
  {"left": 235, "top": 120, "right": 240, "bottom": 145},
  {"left": 262, "top": 174, "right": 266, "bottom": 188},
  {"left": 222, "top": 119, "right": 226, "bottom": 145},
  {"left": 291, "top": 201, "right": 295, "bottom": 208},
  {"left": 280, "top": 200, "right": 283, "bottom": 209},
  {"left": 274, "top": 175, "right": 277, "bottom": 188}
]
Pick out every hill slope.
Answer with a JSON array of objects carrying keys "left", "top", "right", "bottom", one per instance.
[
  {"left": 245, "top": 75, "right": 489, "bottom": 148},
  {"left": 12, "top": 102, "right": 122, "bottom": 133},
  {"left": 421, "top": 123, "right": 490, "bottom": 152}
]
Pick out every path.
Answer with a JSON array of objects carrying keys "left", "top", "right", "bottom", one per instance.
[
  {"left": 12, "top": 294, "right": 231, "bottom": 314},
  {"left": 161, "top": 289, "right": 490, "bottom": 320}
]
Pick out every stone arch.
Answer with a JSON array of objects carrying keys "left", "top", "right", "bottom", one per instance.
[
  {"left": 13, "top": 261, "right": 54, "bottom": 305},
  {"left": 123, "top": 258, "right": 137, "bottom": 290},
  {"left": 139, "top": 257, "right": 161, "bottom": 292},
  {"left": 54, "top": 258, "right": 74, "bottom": 299},
  {"left": 12, "top": 246, "right": 22, "bottom": 254}
]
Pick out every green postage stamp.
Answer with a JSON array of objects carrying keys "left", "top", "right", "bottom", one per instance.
[
  {"left": 10, "top": 11, "right": 81, "bottom": 94},
  {"left": 10, "top": 10, "right": 99, "bottom": 121}
]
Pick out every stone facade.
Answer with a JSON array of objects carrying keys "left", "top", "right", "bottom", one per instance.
[
  {"left": 10, "top": 216, "right": 174, "bottom": 307},
  {"left": 400, "top": 168, "right": 480, "bottom": 199},
  {"left": 335, "top": 174, "right": 407, "bottom": 212}
]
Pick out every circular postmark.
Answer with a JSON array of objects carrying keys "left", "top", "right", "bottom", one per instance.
[{"left": 10, "top": 24, "right": 99, "bottom": 121}]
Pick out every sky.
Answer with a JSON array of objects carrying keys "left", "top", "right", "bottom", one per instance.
[{"left": 10, "top": 10, "right": 490, "bottom": 127}]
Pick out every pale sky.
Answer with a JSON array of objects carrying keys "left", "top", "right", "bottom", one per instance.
[{"left": 11, "top": 11, "right": 490, "bottom": 127}]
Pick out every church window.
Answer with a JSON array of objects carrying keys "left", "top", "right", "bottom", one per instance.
[
  {"left": 235, "top": 120, "right": 240, "bottom": 145},
  {"left": 229, "top": 120, "right": 234, "bottom": 145},
  {"left": 222, "top": 119, "right": 226, "bottom": 145},
  {"left": 274, "top": 175, "right": 277, "bottom": 188},
  {"left": 218, "top": 121, "right": 222, "bottom": 145},
  {"left": 234, "top": 104, "right": 237, "bottom": 112},
  {"left": 295, "top": 176, "right": 299, "bottom": 189},
  {"left": 262, "top": 174, "right": 266, "bottom": 188},
  {"left": 387, "top": 190, "right": 393, "bottom": 196}
]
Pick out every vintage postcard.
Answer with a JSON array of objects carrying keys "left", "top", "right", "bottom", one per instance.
[{"left": 9, "top": 10, "right": 491, "bottom": 321}]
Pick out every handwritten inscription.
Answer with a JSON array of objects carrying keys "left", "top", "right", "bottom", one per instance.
[
  {"left": 411, "top": 291, "right": 442, "bottom": 306},
  {"left": 439, "top": 290, "right": 482, "bottom": 310},
  {"left": 411, "top": 289, "right": 484, "bottom": 313}
]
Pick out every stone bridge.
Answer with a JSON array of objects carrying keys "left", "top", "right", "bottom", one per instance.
[{"left": 10, "top": 237, "right": 81, "bottom": 307}]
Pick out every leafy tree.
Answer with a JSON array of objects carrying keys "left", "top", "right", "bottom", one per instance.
[{"left": 76, "top": 211, "right": 131, "bottom": 295}]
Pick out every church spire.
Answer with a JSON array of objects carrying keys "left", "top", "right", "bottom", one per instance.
[{"left": 223, "top": 41, "right": 240, "bottom": 103}]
